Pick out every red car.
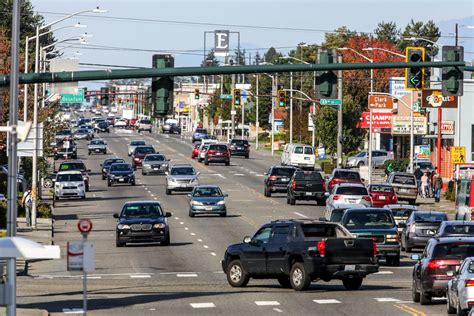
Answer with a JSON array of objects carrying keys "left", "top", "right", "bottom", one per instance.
[
  {"left": 131, "top": 145, "right": 156, "bottom": 169},
  {"left": 191, "top": 143, "right": 201, "bottom": 159},
  {"left": 367, "top": 184, "right": 397, "bottom": 207},
  {"left": 326, "top": 169, "right": 363, "bottom": 192}
]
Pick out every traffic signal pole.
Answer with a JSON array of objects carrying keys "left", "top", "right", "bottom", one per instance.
[{"left": 337, "top": 55, "right": 343, "bottom": 168}]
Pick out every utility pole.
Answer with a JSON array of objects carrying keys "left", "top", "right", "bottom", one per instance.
[
  {"left": 231, "top": 73, "right": 235, "bottom": 139},
  {"left": 290, "top": 72, "right": 293, "bottom": 143},
  {"left": 256, "top": 75, "right": 259, "bottom": 149},
  {"left": 337, "top": 55, "right": 343, "bottom": 168}
]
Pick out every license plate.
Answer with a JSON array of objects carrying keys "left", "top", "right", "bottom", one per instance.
[
  {"left": 205, "top": 206, "right": 213, "bottom": 211},
  {"left": 400, "top": 188, "right": 408, "bottom": 193},
  {"left": 305, "top": 192, "right": 313, "bottom": 196},
  {"left": 427, "top": 230, "right": 435, "bottom": 235},
  {"left": 153, "top": 168, "right": 159, "bottom": 170},
  {"left": 281, "top": 178, "right": 288, "bottom": 182},
  {"left": 216, "top": 153, "right": 222, "bottom": 155},
  {"left": 347, "top": 199, "right": 357, "bottom": 203},
  {"left": 345, "top": 265, "right": 356, "bottom": 271},
  {"left": 95, "top": 149, "right": 100, "bottom": 152},
  {"left": 304, "top": 157, "right": 310, "bottom": 160},
  {"left": 379, "top": 196, "right": 386, "bottom": 200},
  {"left": 118, "top": 178, "right": 124, "bottom": 182},
  {"left": 237, "top": 147, "right": 243, "bottom": 150}
]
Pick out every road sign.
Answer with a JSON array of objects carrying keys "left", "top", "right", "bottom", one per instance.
[
  {"left": 61, "top": 89, "right": 84, "bottom": 104},
  {"left": 77, "top": 219, "right": 93, "bottom": 234},
  {"left": 368, "top": 95, "right": 393, "bottom": 109},
  {"left": 67, "top": 241, "right": 83, "bottom": 271},
  {"left": 451, "top": 146, "right": 466, "bottom": 164},
  {"left": 308, "top": 113, "right": 314, "bottom": 131},
  {"left": 220, "top": 94, "right": 233, "bottom": 100},
  {"left": 320, "top": 99, "right": 341, "bottom": 106},
  {"left": 230, "top": 110, "right": 237, "bottom": 115}
]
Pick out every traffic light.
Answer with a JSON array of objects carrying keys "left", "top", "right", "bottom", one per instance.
[
  {"left": 405, "top": 47, "right": 425, "bottom": 90},
  {"left": 100, "top": 87, "right": 109, "bottom": 106},
  {"left": 442, "top": 46, "right": 464, "bottom": 96},
  {"left": 316, "top": 48, "right": 338, "bottom": 99},
  {"left": 278, "top": 90, "right": 286, "bottom": 107},
  {"left": 83, "top": 87, "right": 89, "bottom": 102},
  {"left": 233, "top": 89, "right": 241, "bottom": 106},
  {"left": 194, "top": 89, "right": 200, "bottom": 100},
  {"left": 152, "top": 54, "right": 174, "bottom": 116}
]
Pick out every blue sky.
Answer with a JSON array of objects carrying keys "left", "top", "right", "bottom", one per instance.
[{"left": 31, "top": 0, "right": 473, "bottom": 74}]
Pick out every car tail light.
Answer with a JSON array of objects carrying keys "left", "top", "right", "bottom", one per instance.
[
  {"left": 321, "top": 182, "right": 326, "bottom": 191},
  {"left": 207, "top": 150, "right": 215, "bottom": 155},
  {"left": 330, "top": 179, "right": 337, "bottom": 188},
  {"left": 363, "top": 196, "right": 372, "bottom": 202},
  {"left": 373, "top": 241, "right": 377, "bottom": 257},
  {"left": 317, "top": 240, "right": 326, "bottom": 257},
  {"left": 391, "top": 194, "right": 397, "bottom": 201},
  {"left": 466, "top": 280, "right": 474, "bottom": 287},
  {"left": 333, "top": 195, "right": 340, "bottom": 200},
  {"left": 268, "top": 176, "right": 277, "bottom": 181},
  {"left": 292, "top": 180, "right": 296, "bottom": 190},
  {"left": 427, "top": 259, "right": 461, "bottom": 270}
]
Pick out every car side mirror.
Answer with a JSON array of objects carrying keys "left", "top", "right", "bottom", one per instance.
[
  {"left": 398, "top": 221, "right": 407, "bottom": 228},
  {"left": 324, "top": 192, "right": 330, "bottom": 197},
  {"left": 243, "top": 236, "right": 251, "bottom": 243},
  {"left": 187, "top": 194, "right": 191, "bottom": 197},
  {"left": 113, "top": 213, "right": 119, "bottom": 219},
  {"left": 165, "top": 212, "right": 172, "bottom": 217},
  {"left": 197, "top": 172, "right": 201, "bottom": 176},
  {"left": 411, "top": 254, "right": 421, "bottom": 261},
  {"left": 224, "top": 194, "right": 229, "bottom": 197},
  {"left": 361, "top": 178, "right": 365, "bottom": 183}
]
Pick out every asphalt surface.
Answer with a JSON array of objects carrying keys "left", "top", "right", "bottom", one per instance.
[{"left": 15, "top": 127, "right": 449, "bottom": 315}]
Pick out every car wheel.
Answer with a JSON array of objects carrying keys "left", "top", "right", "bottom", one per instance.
[
  {"left": 116, "top": 236, "right": 125, "bottom": 247},
  {"left": 405, "top": 238, "right": 412, "bottom": 252},
  {"left": 290, "top": 197, "right": 296, "bottom": 205},
  {"left": 357, "top": 161, "right": 365, "bottom": 168},
  {"left": 342, "top": 277, "right": 363, "bottom": 290},
  {"left": 85, "top": 184, "right": 89, "bottom": 192},
  {"left": 225, "top": 161, "right": 230, "bottom": 166},
  {"left": 88, "top": 151, "right": 91, "bottom": 155},
  {"left": 162, "top": 232, "right": 170, "bottom": 246},
  {"left": 420, "top": 288, "right": 431, "bottom": 305},
  {"left": 317, "top": 198, "right": 326, "bottom": 206},
  {"left": 43, "top": 179, "right": 53, "bottom": 188},
  {"left": 107, "top": 181, "right": 112, "bottom": 187},
  {"left": 286, "top": 196, "right": 290, "bottom": 204},
  {"left": 289, "top": 262, "right": 311, "bottom": 291},
  {"left": 142, "top": 171, "right": 146, "bottom": 176},
  {"left": 447, "top": 292, "right": 456, "bottom": 314},
  {"left": 166, "top": 189, "right": 171, "bottom": 195},
  {"left": 54, "top": 195, "right": 59, "bottom": 201},
  {"left": 104, "top": 151, "right": 107, "bottom": 155},
  {"left": 204, "top": 158, "right": 209, "bottom": 165},
  {"left": 387, "top": 256, "right": 400, "bottom": 266},
  {"left": 409, "top": 199, "right": 416, "bottom": 206},
  {"left": 277, "top": 276, "right": 292, "bottom": 288},
  {"left": 412, "top": 280, "right": 420, "bottom": 302},
  {"left": 102, "top": 175, "right": 106, "bottom": 180},
  {"left": 81, "top": 195, "right": 86, "bottom": 200},
  {"left": 220, "top": 212, "right": 227, "bottom": 217},
  {"left": 264, "top": 187, "right": 271, "bottom": 197},
  {"left": 457, "top": 301, "right": 467, "bottom": 316},
  {"left": 226, "top": 260, "right": 250, "bottom": 287},
  {"left": 131, "top": 181, "right": 136, "bottom": 186},
  {"left": 245, "top": 154, "right": 249, "bottom": 159},
  {"left": 189, "top": 210, "right": 195, "bottom": 217},
  {"left": 198, "top": 158, "right": 202, "bottom": 163}
]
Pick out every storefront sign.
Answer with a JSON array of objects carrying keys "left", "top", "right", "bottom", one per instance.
[
  {"left": 415, "top": 145, "right": 430, "bottom": 159},
  {"left": 358, "top": 112, "right": 392, "bottom": 130},
  {"left": 422, "top": 89, "right": 458, "bottom": 108},
  {"left": 391, "top": 116, "right": 427, "bottom": 135},
  {"left": 441, "top": 121, "right": 455, "bottom": 135}
]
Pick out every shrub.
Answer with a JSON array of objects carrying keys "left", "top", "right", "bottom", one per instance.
[
  {"left": 383, "top": 159, "right": 410, "bottom": 173},
  {"left": 38, "top": 203, "right": 52, "bottom": 219}
]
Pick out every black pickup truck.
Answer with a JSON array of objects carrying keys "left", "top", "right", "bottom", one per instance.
[
  {"left": 287, "top": 170, "right": 326, "bottom": 205},
  {"left": 222, "top": 219, "right": 379, "bottom": 291}
]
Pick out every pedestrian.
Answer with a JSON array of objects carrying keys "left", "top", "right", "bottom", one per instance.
[
  {"left": 21, "top": 189, "right": 33, "bottom": 227},
  {"left": 420, "top": 172, "right": 429, "bottom": 198},
  {"left": 414, "top": 167, "right": 423, "bottom": 196},
  {"left": 430, "top": 167, "right": 437, "bottom": 198},
  {"left": 434, "top": 173, "right": 443, "bottom": 203}
]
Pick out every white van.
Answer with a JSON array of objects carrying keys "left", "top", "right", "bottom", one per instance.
[{"left": 281, "top": 143, "right": 315, "bottom": 169}]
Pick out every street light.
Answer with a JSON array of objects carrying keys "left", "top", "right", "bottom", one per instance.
[
  {"left": 362, "top": 47, "right": 405, "bottom": 59},
  {"left": 403, "top": 36, "right": 442, "bottom": 48}
]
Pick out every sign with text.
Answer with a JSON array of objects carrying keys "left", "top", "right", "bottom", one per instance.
[
  {"left": 67, "top": 241, "right": 95, "bottom": 272},
  {"left": 214, "top": 30, "right": 230, "bottom": 57},
  {"left": 451, "top": 146, "right": 466, "bottom": 164},
  {"left": 358, "top": 112, "right": 392, "bottom": 129},
  {"left": 368, "top": 95, "right": 393, "bottom": 109},
  {"left": 320, "top": 99, "right": 341, "bottom": 106},
  {"left": 389, "top": 77, "right": 410, "bottom": 99},
  {"left": 422, "top": 89, "right": 458, "bottom": 108},
  {"left": 60, "top": 89, "right": 84, "bottom": 104},
  {"left": 441, "top": 121, "right": 455, "bottom": 135},
  {"left": 415, "top": 144, "right": 430, "bottom": 159},
  {"left": 391, "top": 116, "right": 427, "bottom": 135}
]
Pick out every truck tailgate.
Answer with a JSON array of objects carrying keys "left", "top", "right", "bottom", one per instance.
[
  {"left": 295, "top": 180, "right": 324, "bottom": 192},
  {"left": 324, "top": 238, "right": 374, "bottom": 264}
]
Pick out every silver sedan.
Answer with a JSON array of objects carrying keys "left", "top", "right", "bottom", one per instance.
[
  {"left": 142, "top": 154, "right": 170, "bottom": 175},
  {"left": 447, "top": 257, "right": 474, "bottom": 315}
]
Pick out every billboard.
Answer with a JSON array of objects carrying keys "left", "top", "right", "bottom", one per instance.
[
  {"left": 391, "top": 116, "right": 427, "bottom": 135},
  {"left": 214, "top": 30, "right": 230, "bottom": 57}
]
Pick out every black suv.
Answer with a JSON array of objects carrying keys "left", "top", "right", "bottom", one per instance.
[
  {"left": 411, "top": 237, "right": 474, "bottom": 305},
  {"left": 264, "top": 166, "right": 297, "bottom": 197},
  {"left": 95, "top": 121, "right": 110, "bottom": 133},
  {"left": 101, "top": 158, "right": 126, "bottom": 180},
  {"left": 229, "top": 139, "right": 250, "bottom": 158},
  {"left": 114, "top": 201, "right": 172, "bottom": 247},
  {"left": 287, "top": 170, "right": 326, "bottom": 205},
  {"left": 107, "top": 163, "right": 136, "bottom": 187}
]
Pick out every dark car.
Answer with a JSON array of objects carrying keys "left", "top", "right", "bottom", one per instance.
[
  {"left": 327, "top": 169, "right": 363, "bottom": 192},
  {"left": 287, "top": 170, "right": 326, "bottom": 206},
  {"left": 400, "top": 211, "right": 448, "bottom": 252},
  {"left": 221, "top": 219, "right": 378, "bottom": 291},
  {"left": 188, "top": 185, "right": 228, "bottom": 217},
  {"left": 411, "top": 237, "right": 474, "bottom": 305},
  {"left": 132, "top": 146, "right": 156, "bottom": 169},
  {"left": 114, "top": 201, "right": 172, "bottom": 247},
  {"left": 435, "top": 221, "right": 474, "bottom": 238},
  {"left": 192, "top": 128, "right": 209, "bottom": 143},
  {"left": 101, "top": 158, "right": 126, "bottom": 180},
  {"left": 264, "top": 166, "right": 297, "bottom": 197},
  {"left": 229, "top": 139, "right": 250, "bottom": 159},
  {"left": 341, "top": 208, "right": 401, "bottom": 266},
  {"left": 57, "top": 160, "right": 90, "bottom": 192},
  {"left": 107, "top": 163, "right": 136, "bottom": 187},
  {"left": 367, "top": 184, "right": 398, "bottom": 207},
  {"left": 169, "top": 123, "right": 181, "bottom": 134},
  {"left": 204, "top": 144, "right": 230, "bottom": 166},
  {"left": 95, "top": 121, "right": 110, "bottom": 133}
]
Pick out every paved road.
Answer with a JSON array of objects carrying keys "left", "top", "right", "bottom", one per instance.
[{"left": 16, "top": 128, "right": 447, "bottom": 315}]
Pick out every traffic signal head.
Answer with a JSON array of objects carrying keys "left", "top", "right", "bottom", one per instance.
[
  {"left": 152, "top": 54, "right": 175, "bottom": 116},
  {"left": 442, "top": 46, "right": 464, "bottom": 96},
  {"left": 316, "top": 49, "right": 338, "bottom": 99},
  {"left": 233, "top": 89, "right": 241, "bottom": 106},
  {"left": 194, "top": 88, "right": 200, "bottom": 100},
  {"left": 100, "top": 87, "right": 109, "bottom": 106},
  {"left": 405, "top": 47, "right": 425, "bottom": 90},
  {"left": 278, "top": 90, "right": 286, "bottom": 107}
]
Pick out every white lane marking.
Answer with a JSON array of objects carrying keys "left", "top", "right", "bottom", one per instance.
[
  {"left": 197, "top": 239, "right": 203, "bottom": 242},
  {"left": 190, "top": 303, "right": 215, "bottom": 309},
  {"left": 63, "top": 309, "right": 84, "bottom": 314},
  {"left": 293, "top": 212, "right": 309, "bottom": 219},
  {"left": 150, "top": 308, "right": 156, "bottom": 311},
  {"left": 233, "top": 199, "right": 255, "bottom": 202},
  {"left": 154, "top": 197, "right": 158, "bottom": 200},
  {"left": 160, "top": 271, "right": 196, "bottom": 275},
  {"left": 185, "top": 227, "right": 189, "bottom": 230},
  {"left": 179, "top": 222, "right": 184, "bottom": 225},
  {"left": 374, "top": 271, "right": 394, "bottom": 275},
  {"left": 255, "top": 301, "right": 280, "bottom": 306},
  {"left": 203, "top": 245, "right": 209, "bottom": 249},
  {"left": 313, "top": 299, "right": 341, "bottom": 304},
  {"left": 235, "top": 173, "right": 245, "bottom": 176},
  {"left": 155, "top": 140, "right": 160, "bottom": 143},
  {"left": 150, "top": 194, "right": 155, "bottom": 197},
  {"left": 226, "top": 189, "right": 240, "bottom": 192},
  {"left": 374, "top": 298, "right": 400, "bottom": 302},
  {"left": 249, "top": 171, "right": 255, "bottom": 174},
  {"left": 255, "top": 174, "right": 265, "bottom": 177},
  {"left": 213, "top": 271, "right": 224, "bottom": 274},
  {"left": 211, "top": 173, "right": 226, "bottom": 180},
  {"left": 395, "top": 301, "right": 415, "bottom": 304},
  {"left": 130, "top": 275, "right": 151, "bottom": 279},
  {"left": 178, "top": 153, "right": 185, "bottom": 157},
  {"left": 174, "top": 217, "right": 179, "bottom": 220},
  {"left": 190, "top": 233, "right": 196, "bottom": 236},
  {"left": 81, "top": 276, "right": 102, "bottom": 279},
  {"left": 210, "top": 252, "right": 216, "bottom": 256},
  {"left": 273, "top": 308, "right": 283, "bottom": 313},
  {"left": 177, "top": 273, "right": 198, "bottom": 278}
]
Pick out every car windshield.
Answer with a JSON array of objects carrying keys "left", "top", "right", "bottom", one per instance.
[
  {"left": 330, "top": 209, "right": 346, "bottom": 222},
  {"left": 57, "top": 173, "right": 83, "bottom": 182},
  {"left": 271, "top": 168, "right": 296, "bottom": 177},
  {"left": 443, "top": 225, "right": 474, "bottom": 235},
  {"left": 135, "top": 147, "right": 155, "bottom": 154},
  {"left": 195, "top": 128, "right": 207, "bottom": 134},
  {"left": 121, "top": 204, "right": 163, "bottom": 218},
  {"left": 145, "top": 155, "right": 165, "bottom": 161},
  {"left": 433, "top": 243, "right": 474, "bottom": 259},
  {"left": 209, "top": 145, "right": 228, "bottom": 151},
  {"left": 334, "top": 171, "right": 360, "bottom": 180},
  {"left": 391, "top": 208, "right": 414, "bottom": 218},
  {"left": 301, "top": 224, "right": 341, "bottom": 238},
  {"left": 90, "top": 140, "right": 104, "bottom": 145},
  {"left": 392, "top": 175, "right": 416, "bottom": 185},
  {"left": 131, "top": 141, "right": 146, "bottom": 146},
  {"left": 59, "top": 163, "right": 86, "bottom": 172},
  {"left": 193, "top": 187, "right": 223, "bottom": 197},
  {"left": 295, "top": 171, "right": 322, "bottom": 181},
  {"left": 355, "top": 152, "right": 366, "bottom": 157},
  {"left": 171, "top": 167, "right": 196, "bottom": 176},
  {"left": 231, "top": 140, "right": 248, "bottom": 146},
  {"left": 104, "top": 159, "right": 125, "bottom": 167},
  {"left": 336, "top": 186, "right": 368, "bottom": 195},
  {"left": 343, "top": 211, "right": 395, "bottom": 229},
  {"left": 98, "top": 122, "right": 108, "bottom": 127},
  {"left": 369, "top": 185, "right": 394, "bottom": 193},
  {"left": 110, "top": 164, "right": 133, "bottom": 172},
  {"left": 413, "top": 213, "right": 447, "bottom": 222},
  {"left": 140, "top": 120, "right": 151, "bottom": 124}
]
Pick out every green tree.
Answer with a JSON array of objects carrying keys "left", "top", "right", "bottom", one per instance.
[
  {"left": 374, "top": 21, "right": 400, "bottom": 45},
  {"left": 399, "top": 19, "right": 441, "bottom": 57},
  {"left": 249, "top": 74, "right": 273, "bottom": 130},
  {"left": 201, "top": 49, "right": 220, "bottom": 67},
  {"left": 254, "top": 51, "right": 262, "bottom": 65},
  {"left": 323, "top": 26, "right": 357, "bottom": 48},
  {"left": 263, "top": 47, "right": 282, "bottom": 63}
]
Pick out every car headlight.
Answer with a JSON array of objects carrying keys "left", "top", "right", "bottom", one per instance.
[
  {"left": 117, "top": 224, "right": 130, "bottom": 230},
  {"left": 144, "top": 164, "right": 151, "bottom": 167},
  {"left": 110, "top": 174, "right": 116, "bottom": 179},
  {"left": 128, "top": 173, "right": 134, "bottom": 177},
  {"left": 386, "top": 234, "right": 398, "bottom": 242},
  {"left": 191, "top": 200, "right": 203, "bottom": 206},
  {"left": 217, "top": 200, "right": 225, "bottom": 205},
  {"left": 168, "top": 177, "right": 176, "bottom": 182},
  {"left": 102, "top": 168, "right": 106, "bottom": 172},
  {"left": 153, "top": 223, "right": 166, "bottom": 229},
  {"left": 78, "top": 183, "right": 84, "bottom": 188}
]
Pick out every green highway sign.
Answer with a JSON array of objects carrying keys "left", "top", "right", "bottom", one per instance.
[
  {"left": 320, "top": 98, "right": 342, "bottom": 106},
  {"left": 220, "top": 94, "right": 233, "bottom": 100},
  {"left": 61, "top": 89, "right": 84, "bottom": 104}
]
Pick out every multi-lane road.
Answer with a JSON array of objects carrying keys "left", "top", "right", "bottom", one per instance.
[{"left": 17, "top": 128, "right": 446, "bottom": 315}]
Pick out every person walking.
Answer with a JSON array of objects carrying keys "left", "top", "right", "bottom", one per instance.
[
  {"left": 434, "top": 173, "right": 443, "bottom": 203},
  {"left": 420, "top": 172, "right": 429, "bottom": 198},
  {"left": 414, "top": 167, "right": 423, "bottom": 196},
  {"left": 21, "top": 189, "right": 33, "bottom": 227}
]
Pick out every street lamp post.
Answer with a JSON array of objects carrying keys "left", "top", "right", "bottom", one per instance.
[{"left": 255, "top": 74, "right": 259, "bottom": 149}]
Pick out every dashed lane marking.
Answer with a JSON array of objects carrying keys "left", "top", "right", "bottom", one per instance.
[
  {"left": 211, "top": 173, "right": 226, "bottom": 180},
  {"left": 185, "top": 227, "right": 189, "bottom": 230},
  {"left": 374, "top": 271, "right": 394, "bottom": 275},
  {"left": 177, "top": 273, "right": 198, "bottom": 278},
  {"left": 255, "top": 174, "right": 265, "bottom": 177},
  {"left": 180, "top": 222, "right": 184, "bottom": 225},
  {"left": 235, "top": 173, "right": 245, "bottom": 176},
  {"left": 197, "top": 239, "right": 203, "bottom": 242},
  {"left": 273, "top": 308, "right": 283, "bottom": 313},
  {"left": 293, "top": 212, "right": 309, "bottom": 219},
  {"left": 255, "top": 301, "right": 280, "bottom": 306},
  {"left": 63, "top": 309, "right": 84, "bottom": 314},
  {"left": 375, "top": 298, "right": 401, "bottom": 302},
  {"left": 190, "top": 233, "right": 196, "bottom": 236},
  {"left": 129, "top": 275, "right": 151, "bottom": 279},
  {"left": 190, "top": 303, "right": 215, "bottom": 309},
  {"left": 313, "top": 299, "right": 341, "bottom": 304},
  {"left": 174, "top": 217, "right": 179, "bottom": 220},
  {"left": 210, "top": 252, "right": 217, "bottom": 256},
  {"left": 203, "top": 245, "right": 209, "bottom": 249}
]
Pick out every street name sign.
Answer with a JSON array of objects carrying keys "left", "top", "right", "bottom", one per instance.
[
  {"left": 220, "top": 94, "right": 233, "bottom": 100},
  {"left": 368, "top": 95, "right": 393, "bottom": 109},
  {"left": 320, "top": 99, "right": 341, "bottom": 106},
  {"left": 61, "top": 89, "right": 84, "bottom": 104}
]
